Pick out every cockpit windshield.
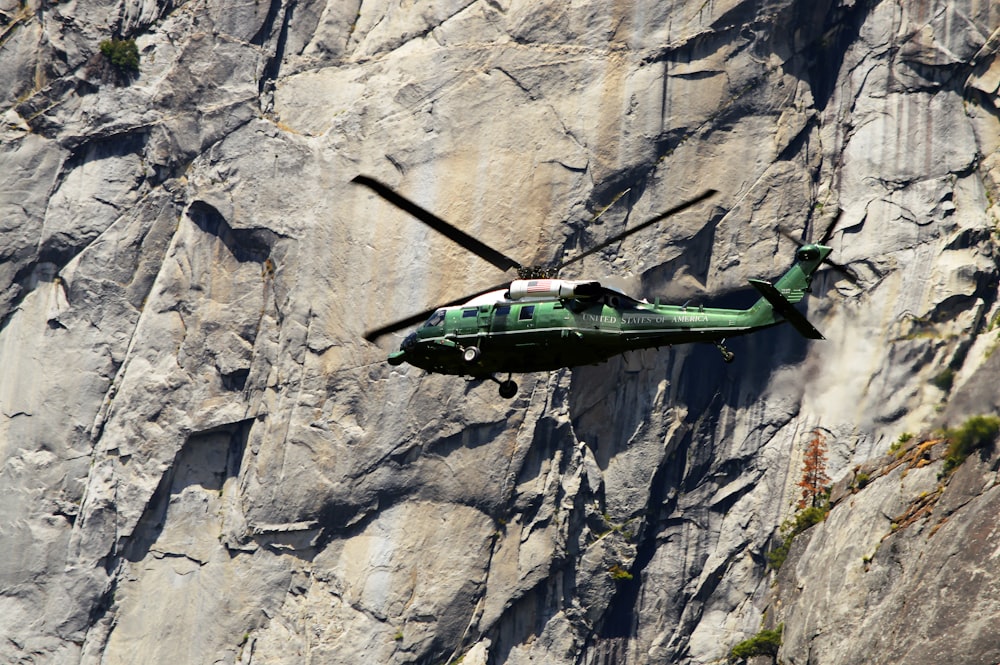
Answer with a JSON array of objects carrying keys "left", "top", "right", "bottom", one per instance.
[{"left": 424, "top": 309, "right": 446, "bottom": 327}]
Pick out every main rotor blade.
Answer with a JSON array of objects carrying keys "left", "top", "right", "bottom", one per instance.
[
  {"left": 782, "top": 208, "right": 844, "bottom": 247},
  {"left": 553, "top": 189, "right": 718, "bottom": 273},
  {"left": 364, "top": 280, "right": 511, "bottom": 342},
  {"left": 353, "top": 175, "right": 523, "bottom": 273}
]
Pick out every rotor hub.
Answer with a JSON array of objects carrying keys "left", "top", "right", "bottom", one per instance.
[
  {"left": 796, "top": 245, "right": 821, "bottom": 262},
  {"left": 517, "top": 266, "right": 558, "bottom": 280}
]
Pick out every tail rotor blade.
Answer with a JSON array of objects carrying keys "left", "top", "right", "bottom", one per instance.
[
  {"left": 779, "top": 225, "right": 805, "bottom": 248},
  {"left": 823, "top": 257, "right": 861, "bottom": 285},
  {"left": 817, "top": 208, "right": 845, "bottom": 246}
]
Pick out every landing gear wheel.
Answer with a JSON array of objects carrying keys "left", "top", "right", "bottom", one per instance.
[
  {"left": 715, "top": 339, "right": 735, "bottom": 363},
  {"left": 498, "top": 379, "right": 518, "bottom": 399},
  {"left": 463, "top": 346, "right": 481, "bottom": 363}
]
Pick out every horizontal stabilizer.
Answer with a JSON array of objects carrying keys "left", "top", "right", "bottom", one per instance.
[{"left": 748, "top": 279, "right": 824, "bottom": 340}]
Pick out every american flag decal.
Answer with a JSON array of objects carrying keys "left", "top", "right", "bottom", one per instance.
[{"left": 526, "top": 280, "right": 553, "bottom": 293}]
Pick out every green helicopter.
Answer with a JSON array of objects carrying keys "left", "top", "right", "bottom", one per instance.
[{"left": 356, "top": 175, "right": 847, "bottom": 399}]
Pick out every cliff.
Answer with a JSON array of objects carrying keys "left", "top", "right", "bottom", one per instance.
[{"left": 1, "top": 0, "right": 999, "bottom": 663}]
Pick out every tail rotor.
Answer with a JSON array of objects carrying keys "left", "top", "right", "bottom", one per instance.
[{"left": 780, "top": 208, "right": 860, "bottom": 285}]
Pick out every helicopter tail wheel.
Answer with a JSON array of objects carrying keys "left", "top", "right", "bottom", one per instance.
[
  {"left": 498, "top": 379, "right": 518, "bottom": 399},
  {"left": 463, "top": 346, "right": 481, "bottom": 363}
]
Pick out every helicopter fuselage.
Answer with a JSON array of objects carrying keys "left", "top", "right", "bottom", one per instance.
[
  {"left": 386, "top": 244, "right": 832, "bottom": 394},
  {"left": 354, "top": 173, "right": 837, "bottom": 398},
  {"left": 389, "top": 294, "right": 766, "bottom": 377}
]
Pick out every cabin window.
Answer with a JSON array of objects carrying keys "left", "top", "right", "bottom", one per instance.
[
  {"left": 518, "top": 305, "right": 535, "bottom": 321},
  {"left": 425, "top": 310, "right": 445, "bottom": 327},
  {"left": 495, "top": 305, "right": 511, "bottom": 317},
  {"left": 462, "top": 308, "right": 478, "bottom": 318}
]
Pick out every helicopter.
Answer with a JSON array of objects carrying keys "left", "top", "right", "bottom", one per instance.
[{"left": 355, "top": 175, "right": 842, "bottom": 399}]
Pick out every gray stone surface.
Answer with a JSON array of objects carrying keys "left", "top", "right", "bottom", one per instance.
[
  {"left": 776, "top": 439, "right": 1000, "bottom": 665},
  {"left": 0, "top": 1, "right": 998, "bottom": 664}
]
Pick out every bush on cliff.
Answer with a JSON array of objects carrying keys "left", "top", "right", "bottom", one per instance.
[
  {"left": 730, "top": 624, "right": 783, "bottom": 661},
  {"left": 766, "top": 504, "right": 828, "bottom": 570},
  {"left": 99, "top": 38, "right": 140, "bottom": 72},
  {"left": 942, "top": 415, "right": 1000, "bottom": 475}
]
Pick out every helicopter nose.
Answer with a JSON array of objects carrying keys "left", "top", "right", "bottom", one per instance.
[{"left": 401, "top": 332, "right": 418, "bottom": 351}]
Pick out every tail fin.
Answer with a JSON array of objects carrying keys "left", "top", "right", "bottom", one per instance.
[{"left": 744, "top": 244, "right": 831, "bottom": 339}]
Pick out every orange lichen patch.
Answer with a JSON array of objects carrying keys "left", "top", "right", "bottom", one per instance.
[
  {"left": 878, "top": 438, "right": 955, "bottom": 540},
  {"left": 889, "top": 486, "right": 945, "bottom": 536},
  {"left": 910, "top": 438, "right": 946, "bottom": 464},
  {"left": 882, "top": 437, "right": 947, "bottom": 476},
  {"left": 844, "top": 436, "right": 953, "bottom": 545}
]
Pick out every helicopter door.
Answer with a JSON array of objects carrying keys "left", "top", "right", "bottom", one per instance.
[
  {"left": 490, "top": 304, "right": 511, "bottom": 335},
  {"left": 477, "top": 305, "right": 492, "bottom": 337}
]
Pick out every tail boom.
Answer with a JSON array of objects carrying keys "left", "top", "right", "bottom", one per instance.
[{"left": 742, "top": 243, "right": 831, "bottom": 339}]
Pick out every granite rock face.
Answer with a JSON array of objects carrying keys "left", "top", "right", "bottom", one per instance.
[
  {"left": 1, "top": 1, "right": 999, "bottom": 663},
  {"left": 774, "top": 430, "right": 1000, "bottom": 665}
]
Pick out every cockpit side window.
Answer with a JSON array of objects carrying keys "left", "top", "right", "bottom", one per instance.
[{"left": 425, "top": 309, "right": 446, "bottom": 327}]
